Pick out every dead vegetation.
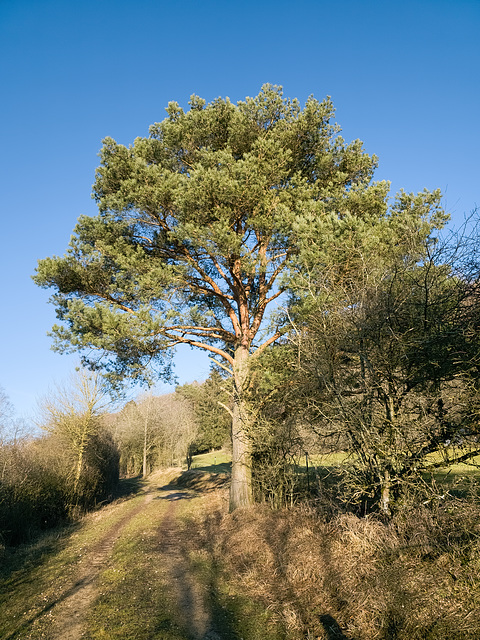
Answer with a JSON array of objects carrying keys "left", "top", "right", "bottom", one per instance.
[{"left": 187, "top": 486, "right": 480, "bottom": 640}]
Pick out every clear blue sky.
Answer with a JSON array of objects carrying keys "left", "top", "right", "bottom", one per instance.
[{"left": 1, "top": 0, "right": 478, "bottom": 418}]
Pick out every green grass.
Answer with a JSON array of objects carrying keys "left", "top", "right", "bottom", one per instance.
[
  {"left": 191, "top": 448, "right": 480, "bottom": 482},
  {"left": 431, "top": 461, "right": 480, "bottom": 484},
  {"left": 301, "top": 451, "right": 350, "bottom": 467},
  {"left": 424, "top": 450, "right": 480, "bottom": 467},
  {"left": 447, "top": 460, "right": 480, "bottom": 473},
  {"left": 304, "top": 450, "right": 480, "bottom": 480},
  {"left": 421, "top": 452, "right": 480, "bottom": 495},
  {"left": 190, "top": 449, "right": 232, "bottom": 473}
]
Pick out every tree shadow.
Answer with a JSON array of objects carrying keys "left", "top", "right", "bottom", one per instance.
[
  {"left": 114, "top": 474, "right": 146, "bottom": 499},
  {"left": 155, "top": 490, "right": 194, "bottom": 501},
  {"left": 161, "top": 469, "right": 230, "bottom": 494},
  {"left": 257, "top": 514, "right": 360, "bottom": 640},
  {"left": 0, "top": 475, "right": 148, "bottom": 639},
  {"left": 192, "top": 461, "right": 232, "bottom": 474},
  {"left": 0, "top": 520, "right": 81, "bottom": 587},
  {"left": 1, "top": 569, "right": 97, "bottom": 640},
  {"left": 319, "top": 614, "right": 354, "bottom": 640},
  {"left": 156, "top": 500, "right": 240, "bottom": 640}
]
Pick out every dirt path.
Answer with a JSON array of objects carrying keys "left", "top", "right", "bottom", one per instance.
[
  {"left": 46, "top": 476, "right": 222, "bottom": 640},
  {"left": 49, "top": 490, "right": 155, "bottom": 640},
  {"left": 155, "top": 490, "right": 221, "bottom": 640}
]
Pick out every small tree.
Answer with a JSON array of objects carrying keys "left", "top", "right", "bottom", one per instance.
[
  {"left": 287, "top": 213, "right": 480, "bottom": 514},
  {"left": 39, "top": 370, "right": 110, "bottom": 499}
]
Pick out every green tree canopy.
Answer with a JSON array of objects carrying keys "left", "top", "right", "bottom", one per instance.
[{"left": 34, "top": 85, "right": 441, "bottom": 509}]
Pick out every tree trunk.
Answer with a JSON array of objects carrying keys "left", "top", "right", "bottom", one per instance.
[
  {"left": 229, "top": 344, "right": 254, "bottom": 511},
  {"left": 379, "top": 468, "right": 391, "bottom": 516},
  {"left": 142, "top": 399, "right": 151, "bottom": 478},
  {"left": 73, "top": 445, "right": 85, "bottom": 497},
  {"left": 143, "top": 424, "right": 148, "bottom": 478}
]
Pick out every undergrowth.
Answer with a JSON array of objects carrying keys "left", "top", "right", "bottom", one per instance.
[{"left": 198, "top": 495, "right": 480, "bottom": 639}]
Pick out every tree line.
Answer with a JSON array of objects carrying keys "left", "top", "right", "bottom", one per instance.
[{"left": 110, "top": 370, "right": 230, "bottom": 477}]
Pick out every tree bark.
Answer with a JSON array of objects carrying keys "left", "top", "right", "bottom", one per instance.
[
  {"left": 142, "top": 396, "right": 152, "bottom": 478},
  {"left": 379, "top": 468, "right": 391, "bottom": 516},
  {"left": 229, "top": 344, "right": 254, "bottom": 511},
  {"left": 143, "top": 419, "right": 148, "bottom": 478},
  {"left": 73, "top": 446, "right": 84, "bottom": 497}
]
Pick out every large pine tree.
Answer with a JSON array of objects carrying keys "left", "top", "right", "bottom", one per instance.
[{"left": 35, "top": 85, "right": 402, "bottom": 509}]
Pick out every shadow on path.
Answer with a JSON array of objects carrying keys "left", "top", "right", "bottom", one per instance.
[
  {"left": 155, "top": 490, "right": 194, "bottom": 501},
  {"left": 155, "top": 494, "right": 231, "bottom": 639},
  {"left": 163, "top": 469, "right": 230, "bottom": 494},
  {"left": 191, "top": 462, "right": 232, "bottom": 474},
  {"left": 114, "top": 474, "right": 146, "bottom": 499}
]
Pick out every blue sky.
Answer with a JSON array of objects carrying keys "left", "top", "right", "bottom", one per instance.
[{"left": 0, "top": 0, "right": 479, "bottom": 418}]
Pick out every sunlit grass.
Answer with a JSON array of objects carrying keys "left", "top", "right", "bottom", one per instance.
[
  {"left": 190, "top": 449, "right": 231, "bottom": 473},
  {"left": 301, "top": 451, "right": 350, "bottom": 467},
  {"left": 425, "top": 451, "right": 480, "bottom": 471}
]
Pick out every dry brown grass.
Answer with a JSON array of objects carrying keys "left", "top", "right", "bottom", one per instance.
[{"left": 199, "top": 498, "right": 480, "bottom": 639}]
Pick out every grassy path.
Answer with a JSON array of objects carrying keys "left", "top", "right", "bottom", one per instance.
[
  {"left": 0, "top": 469, "right": 240, "bottom": 640},
  {"left": 49, "top": 490, "right": 158, "bottom": 640}
]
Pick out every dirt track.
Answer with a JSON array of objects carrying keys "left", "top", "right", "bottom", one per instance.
[
  {"left": 6, "top": 471, "right": 227, "bottom": 640},
  {"left": 50, "top": 491, "right": 156, "bottom": 640}
]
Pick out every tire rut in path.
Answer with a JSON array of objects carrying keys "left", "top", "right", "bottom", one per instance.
[
  {"left": 49, "top": 491, "right": 154, "bottom": 640},
  {"left": 156, "top": 491, "right": 221, "bottom": 640}
]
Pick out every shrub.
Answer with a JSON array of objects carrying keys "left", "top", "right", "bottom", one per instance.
[{"left": 0, "top": 429, "right": 119, "bottom": 546}]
